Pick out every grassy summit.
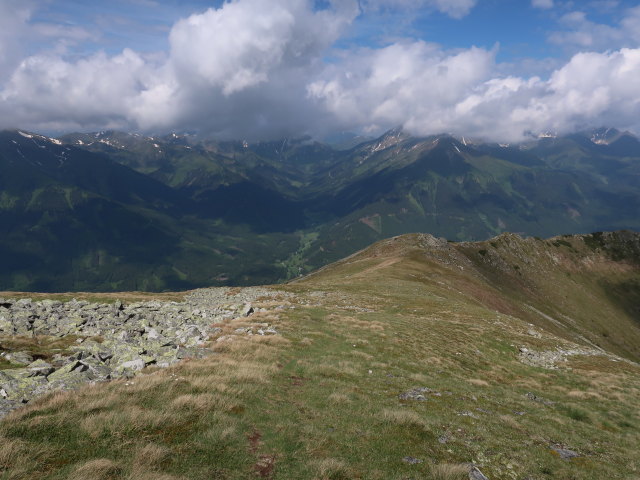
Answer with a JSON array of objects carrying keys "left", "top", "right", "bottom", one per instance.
[{"left": 1, "top": 231, "right": 639, "bottom": 479}]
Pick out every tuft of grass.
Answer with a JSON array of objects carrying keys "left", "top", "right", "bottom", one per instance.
[
  {"left": 563, "top": 406, "right": 591, "bottom": 423},
  {"left": 132, "top": 443, "right": 171, "bottom": 471},
  {"left": 68, "top": 458, "right": 121, "bottom": 480},
  {"left": 313, "top": 458, "right": 350, "bottom": 480},
  {"left": 381, "top": 408, "right": 427, "bottom": 429},
  {"left": 430, "top": 464, "right": 470, "bottom": 480}
]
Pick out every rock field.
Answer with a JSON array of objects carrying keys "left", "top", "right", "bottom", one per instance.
[{"left": 0, "top": 287, "right": 290, "bottom": 417}]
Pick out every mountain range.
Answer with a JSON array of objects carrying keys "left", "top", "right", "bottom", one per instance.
[{"left": 1, "top": 126, "right": 639, "bottom": 291}]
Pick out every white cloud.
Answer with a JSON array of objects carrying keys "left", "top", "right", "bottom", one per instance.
[
  {"left": 0, "top": 0, "right": 34, "bottom": 82},
  {"left": 532, "top": 0, "right": 554, "bottom": 9},
  {"left": 1, "top": 48, "right": 158, "bottom": 132},
  {"left": 310, "top": 44, "right": 640, "bottom": 142},
  {"left": 549, "top": 5, "right": 640, "bottom": 50},
  {"left": 1, "top": 0, "right": 640, "bottom": 142}
]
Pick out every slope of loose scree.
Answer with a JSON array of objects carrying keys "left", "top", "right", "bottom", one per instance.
[{"left": 0, "top": 232, "right": 639, "bottom": 479}]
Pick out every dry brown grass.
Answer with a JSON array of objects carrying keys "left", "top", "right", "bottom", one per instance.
[
  {"left": 467, "top": 378, "right": 490, "bottom": 387},
  {"left": 381, "top": 408, "right": 427, "bottom": 428},
  {"left": 127, "top": 473, "right": 185, "bottom": 480},
  {"left": 408, "top": 372, "right": 430, "bottom": 383},
  {"left": 350, "top": 350, "right": 375, "bottom": 360},
  {"left": 132, "top": 443, "right": 171, "bottom": 471},
  {"left": 5, "top": 389, "right": 77, "bottom": 422},
  {"left": 169, "top": 393, "right": 217, "bottom": 412},
  {"left": 499, "top": 414, "right": 524, "bottom": 431},
  {"left": 68, "top": 458, "right": 121, "bottom": 480},
  {"left": 313, "top": 458, "right": 349, "bottom": 479},
  {"left": 0, "top": 290, "right": 188, "bottom": 303},
  {"left": 567, "top": 389, "right": 604, "bottom": 400},
  {"left": 80, "top": 407, "right": 178, "bottom": 439},
  {"left": 77, "top": 393, "right": 121, "bottom": 413},
  {"left": 327, "top": 392, "right": 351, "bottom": 404},
  {"left": 430, "top": 463, "right": 470, "bottom": 480},
  {"left": 0, "top": 436, "right": 29, "bottom": 470}
]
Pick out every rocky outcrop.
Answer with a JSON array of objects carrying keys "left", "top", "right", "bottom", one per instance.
[{"left": 0, "top": 287, "right": 289, "bottom": 417}]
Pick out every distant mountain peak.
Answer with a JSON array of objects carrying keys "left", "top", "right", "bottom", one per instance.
[
  {"left": 589, "top": 127, "right": 622, "bottom": 145},
  {"left": 367, "top": 126, "right": 411, "bottom": 153},
  {"left": 537, "top": 130, "right": 558, "bottom": 139}
]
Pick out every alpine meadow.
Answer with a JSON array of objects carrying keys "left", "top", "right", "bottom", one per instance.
[{"left": 0, "top": 1, "right": 640, "bottom": 479}]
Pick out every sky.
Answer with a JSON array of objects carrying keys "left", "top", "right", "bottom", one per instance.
[{"left": 0, "top": 0, "right": 639, "bottom": 142}]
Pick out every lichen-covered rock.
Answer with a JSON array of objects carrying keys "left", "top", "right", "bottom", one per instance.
[
  {"left": 3, "top": 351, "right": 34, "bottom": 366},
  {"left": 27, "top": 359, "right": 55, "bottom": 377},
  {"left": 0, "top": 286, "right": 288, "bottom": 416}
]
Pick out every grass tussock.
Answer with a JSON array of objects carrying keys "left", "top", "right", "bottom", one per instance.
[
  {"left": 68, "top": 458, "right": 121, "bottom": 480},
  {"left": 381, "top": 408, "right": 427, "bottom": 428},
  {"left": 80, "top": 407, "right": 178, "bottom": 439},
  {"left": 430, "top": 463, "right": 470, "bottom": 480},
  {"left": 132, "top": 443, "right": 171, "bottom": 470},
  {"left": 467, "top": 378, "right": 490, "bottom": 386},
  {"left": 169, "top": 393, "right": 217, "bottom": 412},
  {"left": 0, "top": 436, "right": 28, "bottom": 470},
  {"left": 127, "top": 473, "right": 185, "bottom": 480},
  {"left": 313, "top": 458, "right": 349, "bottom": 480},
  {"left": 327, "top": 392, "right": 351, "bottom": 404}
]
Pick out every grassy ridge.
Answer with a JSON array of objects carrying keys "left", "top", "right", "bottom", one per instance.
[{"left": 1, "top": 232, "right": 640, "bottom": 479}]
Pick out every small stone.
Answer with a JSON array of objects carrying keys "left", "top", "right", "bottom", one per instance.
[
  {"left": 4, "top": 351, "right": 33, "bottom": 366},
  {"left": 146, "top": 328, "right": 160, "bottom": 340},
  {"left": 402, "top": 456, "right": 423, "bottom": 464},
  {"left": 27, "top": 359, "right": 55, "bottom": 377},
  {"left": 551, "top": 445, "right": 580, "bottom": 460},
  {"left": 399, "top": 387, "right": 432, "bottom": 401},
  {"left": 120, "top": 358, "right": 145, "bottom": 371},
  {"left": 469, "top": 466, "right": 489, "bottom": 480}
]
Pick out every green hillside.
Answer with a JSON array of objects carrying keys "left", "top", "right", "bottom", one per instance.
[
  {"left": 0, "top": 127, "right": 639, "bottom": 291},
  {"left": 1, "top": 231, "right": 639, "bottom": 479}
]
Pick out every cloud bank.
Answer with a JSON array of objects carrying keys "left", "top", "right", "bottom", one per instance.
[{"left": 0, "top": 0, "right": 639, "bottom": 142}]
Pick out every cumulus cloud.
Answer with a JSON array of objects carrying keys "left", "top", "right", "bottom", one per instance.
[
  {"left": 310, "top": 44, "right": 640, "bottom": 142},
  {"left": 1, "top": 0, "right": 640, "bottom": 142},
  {"left": 0, "top": 0, "right": 34, "bottom": 82},
  {"left": 549, "top": 5, "right": 640, "bottom": 50},
  {"left": 0, "top": 0, "right": 358, "bottom": 137}
]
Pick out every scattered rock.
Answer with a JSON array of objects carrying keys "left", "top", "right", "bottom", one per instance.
[
  {"left": 469, "top": 466, "right": 489, "bottom": 480},
  {"left": 4, "top": 351, "right": 34, "bottom": 366},
  {"left": 27, "top": 359, "right": 55, "bottom": 377},
  {"left": 0, "top": 287, "right": 289, "bottom": 417},
  {"left": 551, "top": 445, "right": 580, "bottom": 460},
  {"left": 242, "top": 304, "right": 255, "bottom": 317},
  {"left": 518, "top": 345, "right": 609, "bottom": 369},
  {"left": 399, "top": 387, "right": 432, "bottom": 401},
  {"left": 402, "top": 456, "right": 423, "bottom": 464},
  {"left": 525, "top": 392, "right": 555, "bottom": 406}
]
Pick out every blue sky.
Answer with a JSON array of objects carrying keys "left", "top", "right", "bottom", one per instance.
[
  {"left": 28, "top": 1, "right": 639, "bottom": 60},
  {"left": 1, "top": 0, "right": 639, "bottom": 141}
]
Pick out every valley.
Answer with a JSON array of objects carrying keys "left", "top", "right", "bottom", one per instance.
[{"left": 0, "top": 127, "right": 639, "bottom": 292}]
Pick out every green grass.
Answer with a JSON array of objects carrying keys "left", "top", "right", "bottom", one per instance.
[{"left": 1, "top": 233, "right": 640, "bottom": 478}]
